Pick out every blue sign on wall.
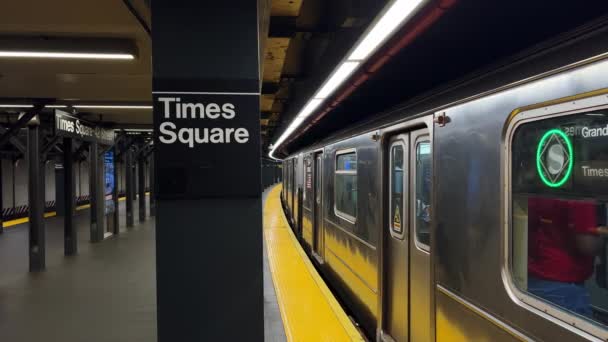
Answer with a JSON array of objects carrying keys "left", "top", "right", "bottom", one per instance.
[{"left": 104, "top": 151, "right": 115, "bottom": 214}]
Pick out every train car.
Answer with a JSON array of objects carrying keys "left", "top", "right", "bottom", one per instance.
[{"left": 280, "top": 23, "right": 608, "bottom": 341}]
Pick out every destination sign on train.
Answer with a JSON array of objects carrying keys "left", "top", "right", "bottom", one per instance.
[{"left": 522, "top": 113, "right": 608, "bottom": 194}]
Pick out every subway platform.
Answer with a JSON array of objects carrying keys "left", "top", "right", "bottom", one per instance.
[
  {"left": 0, "top": 199, "right": 157, "bottom": 342},
  {"left": 263, "top": 184, "right": 365, "bottom": 342}
]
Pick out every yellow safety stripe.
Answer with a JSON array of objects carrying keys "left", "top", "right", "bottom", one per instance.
[
  {"left": 264, "top": 184, "right": 365, "bottom": 342},
  {"left": 2, "top": 193, "right": 150, "bottom": 228}
]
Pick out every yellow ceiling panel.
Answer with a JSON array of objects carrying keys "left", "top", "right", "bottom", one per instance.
[
  {"left": 271, "top": 0, "right": 304, "bottom": 17},
  {"left": 261, "top": 94, "right": 275, "bottom": 112},
  {"left": 263, "top": 37, "right": 290, "bottom": 82}
]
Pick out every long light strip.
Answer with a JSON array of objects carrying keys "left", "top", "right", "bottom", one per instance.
[
  {"left": 0, "top": 104, "right": 151, "bottom": 109},
  {"left": 349, "top": 0, "right": 425, "bottom": 61},
  {"left": 73, "top": 105, "right": 152, "bottom": 109},
  {"left": 0, "top": 104, "right": 34, "bottom": 108},
  {"left": 315, "top": 61, "right": 360, "bottom": 99},
  {"left": 0, "top": 51, "right": 134, "bottom": 60},
  {"left": 298, "top": 99, "right": 324, "bottom": 118},
  {"left": 269, "top": 0, "right": 427, "bottom": 160}
]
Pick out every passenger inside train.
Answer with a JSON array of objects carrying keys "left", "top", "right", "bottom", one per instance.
[{"left": 512, "top": 110, "right": 608, "bottom": 327}]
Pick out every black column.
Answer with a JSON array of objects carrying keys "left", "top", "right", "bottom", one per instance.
[
  {"left": 89, "top": 142, "right": 104, "bottom": 242},
  {"left": 152, "top": 2, "right": 263, "bottom": 341},
  {"left": 125, "top": 148, "right": 134, "bottom": 227},
  {"left": 0, "top": 159, "right": 3, "bottom": 234},
  {"left": 63, "top": 138, "right": 76, "bottom": 255},
  {"left": 138, "top": 155, "right": 145, "bottom": 222},
  {"left": 28, "top": 123, "right": 44, "bottom": 272},
  {"left": 149, "top": 154, "right": 155, "bottom": 217},
  {"left": 113, "top": 144, "right": 120, "bottom": 234}
]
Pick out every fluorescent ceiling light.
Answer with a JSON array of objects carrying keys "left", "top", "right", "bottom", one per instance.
[
  {"left": 73, "top": 105, "right": 152, "bottom": 109},
  {"left": 298, "top": 99, "right": 324, "bottom": 118},
  {"left": 270, "top": 0, "right": 427, "bottom": 159},
  {"left": 348, "top": 0, "right": 425, "bottom": 61},
  {"left": 0, "top": 104, "right": 34, "bottom": 108},
  {"left": 0, "top": 51, "right": 134, "bottom": 60},
  {"left": 46, "top": 105, "right": 68, "bottom": 108},
  {"left": 315, "top": 61, "right": 360, "bottom": 99}
]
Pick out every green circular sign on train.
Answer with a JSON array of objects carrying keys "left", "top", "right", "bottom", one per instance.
[{"left": 536, "top": 128, "right": 574, "bottom": 188}]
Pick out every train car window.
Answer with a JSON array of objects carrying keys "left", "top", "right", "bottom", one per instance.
[
  {"left": 415, "top": 141, "right": 432, "bottom": 251},
  {"left": 390, "top": 143, "right": 405, "bottom": 238},
  {"left": 511, "top": 109, "right": 608, "bottom": 331},
  {"left": 335, "top": 150, "right": 357, "bottom": 222}
]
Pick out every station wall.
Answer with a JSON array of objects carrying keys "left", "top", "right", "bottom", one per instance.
[{"left": 0, "top": 157, "right": 150, "bottom": 219}]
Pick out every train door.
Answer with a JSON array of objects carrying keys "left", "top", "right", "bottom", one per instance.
[
  {"left": 409, "top": 128, "right": 432, "bottom": 341},
  {"left": 382, "top": 128, "right": 432, "bottom": 342},
  {"left": 312, "top": 151, "right": 324, "bottom": 259},
  {"left": 382, "top": 134, "right": 409, "bottom": 342}
]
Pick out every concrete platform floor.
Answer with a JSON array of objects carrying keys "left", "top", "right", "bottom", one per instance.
[
  {"left": 0, "top": 200, "right": 157, "bottom": 342},
  {"left": 0, "top": 191, "right": 285, "bottom": 342}
]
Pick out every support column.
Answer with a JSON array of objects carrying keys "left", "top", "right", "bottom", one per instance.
[
  {"left": 152, "top": 2, "right": 263, "bottom": 340},
  {"left": 149, "top": 154, "right": 155, "bottom": 217},
  {"left": 138, "top": 155, "right": 145, "bottom": 222},
  {"left": 89, "top": 142, "right": 104, "bottom": 242},
  {"left": 125, "top": 147, "right": 134, "bottom": 227},
  {"left": 63, "top": 138, "right": 76, "bottom": 255},
  {"left": 113, "top": 144, "right": 120, "bottom": 234},
  {"left": 0, "top": 159, "right": 3, "bottom": 234},
  {"left": 27, "top": 122, "right": 44, "bottom": 271}
]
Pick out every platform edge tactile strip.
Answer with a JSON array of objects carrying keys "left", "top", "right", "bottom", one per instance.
[{"left": 263, "top": 184, "right": 365, "bottom": 342}]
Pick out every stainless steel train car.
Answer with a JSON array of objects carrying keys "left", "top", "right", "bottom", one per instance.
[{"left": 280, "top": 23, "right": 608, "bottom": 341}]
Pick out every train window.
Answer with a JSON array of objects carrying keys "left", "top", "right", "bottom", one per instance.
[
  {"left": 510, "top": 108, "right": 608, "bottom": 332},
  {"left": 390, "top": 143, "right": 406, "bottom": 239},
  {"left": 335, "top": 150, "right": 357, "bottom": 222},
  {"left": 415, "top": 141, "right": 431, "bottom": 251}
]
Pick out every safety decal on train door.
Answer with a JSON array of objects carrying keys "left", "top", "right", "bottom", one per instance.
[{"left": 393, "top": 206, "right": 402, "bottom": 232}]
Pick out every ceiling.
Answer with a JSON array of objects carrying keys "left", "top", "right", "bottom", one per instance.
[
  {"left": 274, "top": 0, "right": 608, "bottom": 157},
  {"left": 0, "top": 0, "right": 151, "bottom": 125},
  {"left": 0, "top": 0, "right": 391, "bottom": 142}
]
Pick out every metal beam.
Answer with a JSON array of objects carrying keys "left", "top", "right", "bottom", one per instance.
[
  {"left": 63, "top": 138, "right": 77, "bottom": 255},
  {"left": 0, "top": 127, "right": 26, "bottom": 154},
  {"left": 41, "top": 135, "right": 61, "bottom": 157},
  {"left": 269, "top": 16, "right": 297, "bottom": 37},
  {"left": 28, "top": 123, "right": 45, "bottom": 271},
  {"left": 0, "top": 104, "right": 44, "bottom": 150},
  {"left": 262, "top": 82, "right": 280, "bottom": 95}
]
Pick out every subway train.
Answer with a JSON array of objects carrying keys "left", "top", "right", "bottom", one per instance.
[{"left": 279, "top": 23, "right": 608, "bottom": 341}]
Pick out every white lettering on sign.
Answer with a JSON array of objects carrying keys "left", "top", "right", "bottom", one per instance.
[
  {"left": 581, "top": 125, "right": 608, "bottom": 138},
  {"left": 582, "top": 165, "right": 608, "bottom": 177},
  {"left": 157, "top": 97, "right": 248, "bottom": 148}
]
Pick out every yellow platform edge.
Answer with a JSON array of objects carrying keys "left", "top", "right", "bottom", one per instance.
[
  {"left": 2, "top": 193, "right": 150, "bottom": 228},
  {"left": 264, "top": 184, "right": 365, "bottom": 342}
]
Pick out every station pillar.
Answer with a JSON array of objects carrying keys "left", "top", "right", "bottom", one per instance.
[
  {"left": 112, "top": 144, "right": 120, "bottom": 234},
  {"left": 0, "top": 161, "right": 3, "bottom": 234},
  {"left": 138, "top": 155, "right": 145, "bottom": 222},
  {"left": 152, "top": 1, "right": 263, "bottom": 341},
  {"left": 27, "top": 120, "right": 45, "bottom": 271},
  {"left": 63, "top": 138, "right": 77, "bottom": 255},
  {"left": 149, "top": 155, "right": 155, "bottom": 217},
  {"left": 125, "top": 147, "right": 134, "bottom": 227},
  {"left": 89, "top": 142, "right": 104, "bottom": 242}
]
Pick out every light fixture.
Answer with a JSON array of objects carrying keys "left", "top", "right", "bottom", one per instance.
[
  {"left": 0, "top": 51, "right": 134, "bottom": 60},
  {"left": 73, "top": 105, "right": 152, "bottom": 109},
  {"left": 315, "top": 61, "right": 360, "bottom": 99},
  {"left": 0, "top": 104, "right": 34, "bottom": 108},
  {"left": 269, "top": 0, "right": 428, "bottom": 160},
  {"left": 0, "top": 37, "right": 138, "bottom": 61},
  {"left": 46, "top": 105, "right": 68, "bottom": 108},
  {"left": 348, "top": 0, "right": 426, "bottom": 61},
  {"left": 298, "top": 99, "right": 324, "bottom": 119}
]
